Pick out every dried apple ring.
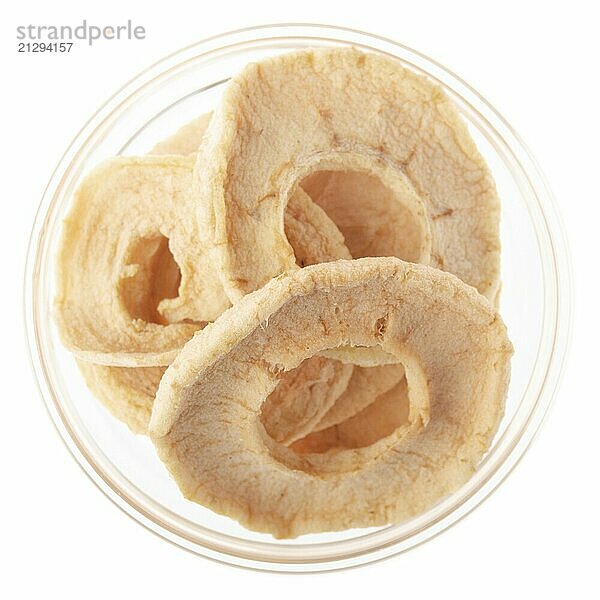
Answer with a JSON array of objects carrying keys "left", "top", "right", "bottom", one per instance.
[
  {"left": 149, "top": 257, "right": 512, "bottom": 538},
  {"left": 196, "top": 47, "right": 500, "bottom": 303},
  {"left": 71, "top": 121, "right": 214, "bottom": 426},
  {"left": 56, "top": 155, "right": 230, "bottom": 366},
  {"left": 72, "top": 119, "right": 217, "bottom": 425}
]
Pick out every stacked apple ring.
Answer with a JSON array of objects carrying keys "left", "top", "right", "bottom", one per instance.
[{"left": 55, "top": 47, "right": 512, "bottom": 537}]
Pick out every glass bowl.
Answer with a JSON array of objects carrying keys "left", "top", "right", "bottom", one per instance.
[{"left": 24, "top": 24, "right": 571, "bottom": 572}]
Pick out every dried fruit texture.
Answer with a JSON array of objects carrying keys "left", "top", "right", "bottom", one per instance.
[
  {"left": 56, "top": 155, "right": 230, "bottom": 366},
  {"left": 77, "top": 361, "right": 166, "bottom": 434},
  {"left": 260, "top": 356, "right": 353, "bottom": 445},
  {"left": 302, "top": 170, "right": 429, "bottom": 264},
  {"left": 291, "top": 377, "right": 411, "bottom": 453},
  {"left": 314, "top": 363, "right": 405, "bottom": 431},
  {"left": 196, "top": 47, "right": 500, "bottom": 303},
  {"left": 71, "top": 116, "right": 356, "bottom": 435},
  {"left": 149, "top": 112, "right": 354, "bottom": 264},
  {"left": 149, "top": 257, "right": 512, "bottom": 538},
  {"left": 148, "top": 113, "right": 212, "bottom": 156},
  {"left": 284, "top": 187, "right": 351, "bottom": 266},
  {"left": 71, "top": 120, "right": 216, "bottom": 429}
]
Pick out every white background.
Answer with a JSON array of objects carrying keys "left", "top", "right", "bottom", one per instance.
[{"left": 3, "top": 0, "right": 598, "bottom": 597}]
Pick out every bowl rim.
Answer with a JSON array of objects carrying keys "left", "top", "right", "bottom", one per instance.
[{"left": 24, "top": 23, "right": 572, "bottom": 572}]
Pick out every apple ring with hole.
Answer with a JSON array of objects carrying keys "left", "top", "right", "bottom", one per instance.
[
  {"left": 149, "top": 257, "right": 512, "bottom": 538},
  {"left": 196, "top": 47, "right": 500, "bottom": 307},
  {"left": 55, "top": 154, "right": 229, "bottom": 367}
]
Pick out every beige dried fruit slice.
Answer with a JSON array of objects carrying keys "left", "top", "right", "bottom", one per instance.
[
  {"left": 56, "top": 154, "right": 230, "bottom": 366},
  {"left": 313, "top": 363, "right": 405, "bottom": 432},
  {"left": 291, "top": 376, "right": 412, "bottom": 453},
  {"left": 149, "top": 257, "right": 512, "bottom": 538},
  {"left": 196, "top": 47, "right": 500, "bottom": 303},
  {"left": 260, "top": 356, "right": 353, "bottom": 445},
  {"left": 302, "top": 170, "right": 428, "bottom": 264},
  {"left": 73, "top": 119, "right": 215, "bottom": 428},
  {"left": 148, "top": 113, "right": 212, "bottom": 156},
  {"left": 77, "top": 361, "right": 166, "bottom": 434},
  {"left": 283, "top": 187, "right": 351, "bottom": 266}
]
